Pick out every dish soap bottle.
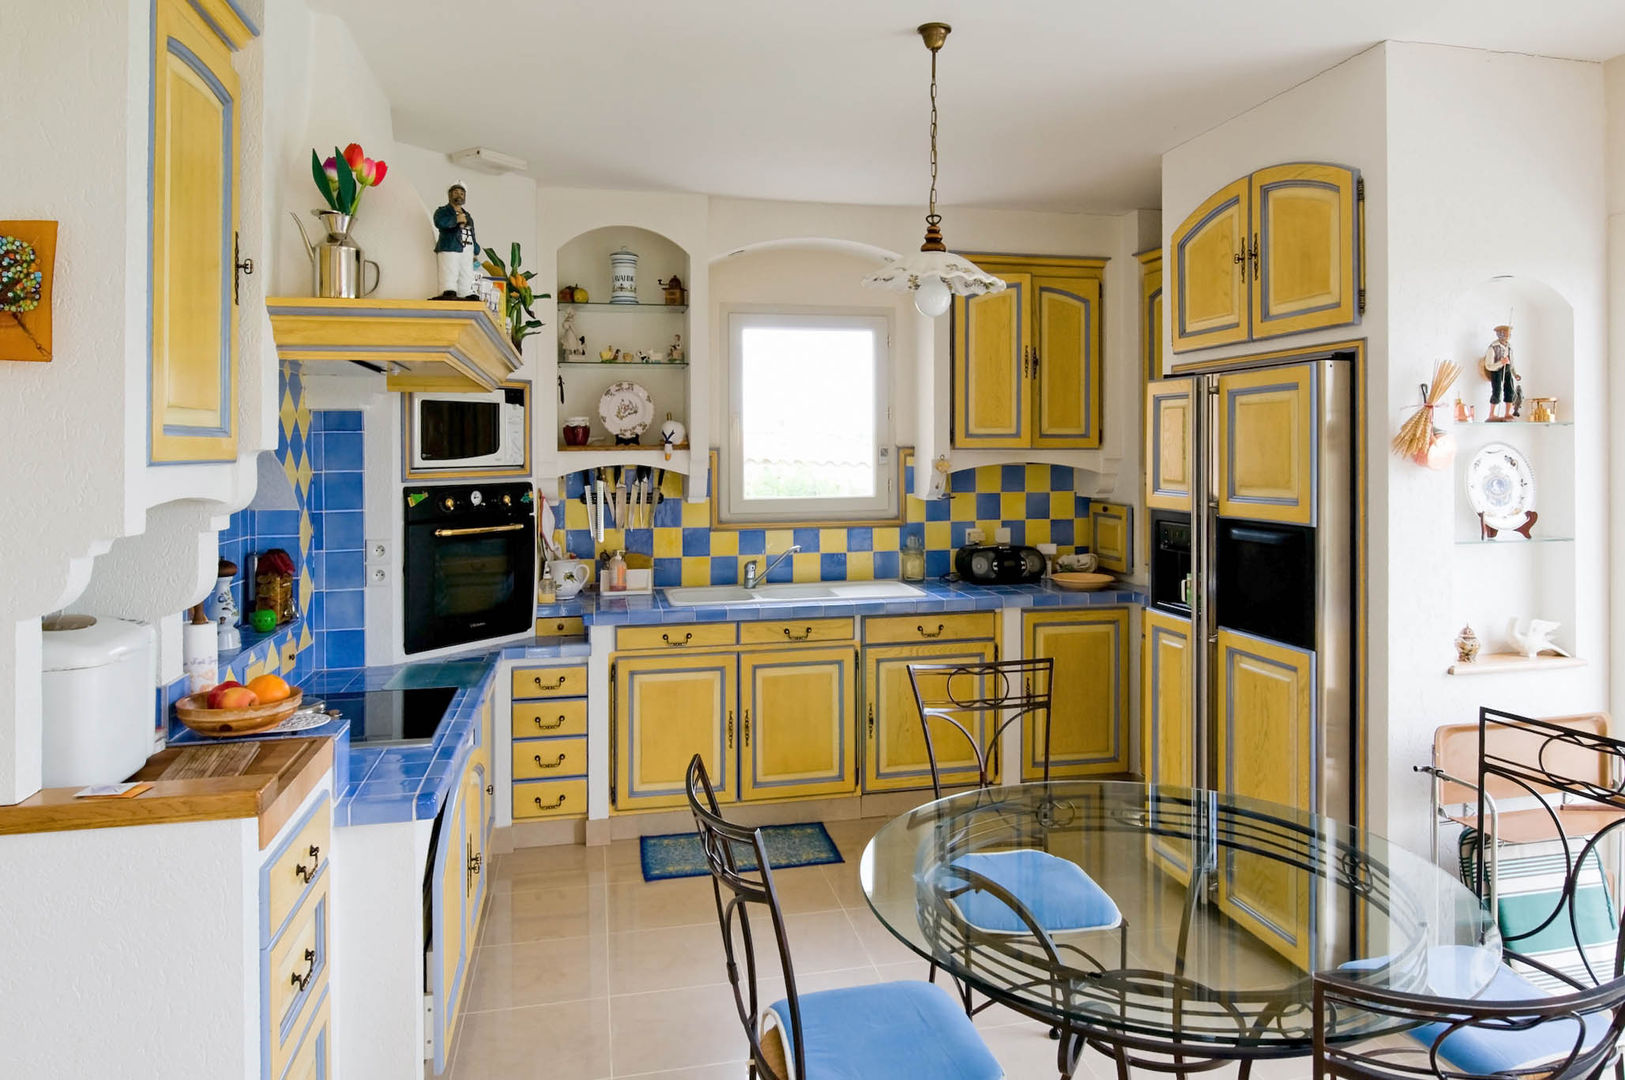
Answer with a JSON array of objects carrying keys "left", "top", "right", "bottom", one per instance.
[
  {"left": 605, "top": 549, "right": 628, "bottom": 593},
  {"left": 900, "top": 535, "right": 926, "bottom": 582},
  {"left": 538, "top": 564, "right": 557, "bottom": 604}
]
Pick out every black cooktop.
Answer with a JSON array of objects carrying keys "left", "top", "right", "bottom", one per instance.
[{"left": 321, "top": 687, "right": 457, "bottom": 745}]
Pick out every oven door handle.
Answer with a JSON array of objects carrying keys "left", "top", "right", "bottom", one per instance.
[{"left": 432, "top": 523, "right": 528, "bottom": 538}]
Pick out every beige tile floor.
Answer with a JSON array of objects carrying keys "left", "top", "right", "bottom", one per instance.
[{"left": 444, "top": 818, "right": 1312, "bottom": 1079}]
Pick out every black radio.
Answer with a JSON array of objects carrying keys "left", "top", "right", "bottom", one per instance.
[{"left": 953, "top": 543, "right": 1047, "bottom": 585}]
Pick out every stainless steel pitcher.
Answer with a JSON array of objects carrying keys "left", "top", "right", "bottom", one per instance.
[{"left": 290, "top": 210, "right": 380, "bottom": 298}]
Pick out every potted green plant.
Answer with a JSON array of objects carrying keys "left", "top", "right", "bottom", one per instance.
[{"left": 481, "top": 243, "right": 550, "bottom": 352}]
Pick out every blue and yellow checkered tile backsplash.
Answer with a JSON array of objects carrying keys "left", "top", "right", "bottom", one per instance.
[{"left": 555, "top": 457, "right": 1093, "bottom": 588}]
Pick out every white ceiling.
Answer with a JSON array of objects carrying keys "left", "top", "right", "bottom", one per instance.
[{"left": 322, "top": 0, "right": 1625, "bottom": 214}]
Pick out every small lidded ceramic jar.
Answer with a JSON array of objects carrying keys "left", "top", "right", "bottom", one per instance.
[
  {"left": 562, "top": 416, "right": 591, "bottom": 446},
  {"left": 1454, "top": 624, "right": 1480, "bottom": 664}
]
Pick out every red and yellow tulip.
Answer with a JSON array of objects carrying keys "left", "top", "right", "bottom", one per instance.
[{"left": 311, "top": 141, "right": 388, "bottom": 215}]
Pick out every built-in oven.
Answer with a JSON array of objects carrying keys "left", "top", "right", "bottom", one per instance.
[
  {"left": 1214, "top": 518, "right": 1316, "bottom": 651},
  {"left": 1149, "top": 510, "right": 1193, "bottom": 615},
  {"left": 403, "top": 481, "right": 536, "bottom": 655}
]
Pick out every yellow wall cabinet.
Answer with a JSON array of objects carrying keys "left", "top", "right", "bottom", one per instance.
[
  {"left": 739, "top": 648, "right": 858, "bottom": 801},
  {"left": 1022, "top": 609, "right": 1129, "bottom": 779},
  {"left": 1138, "top": 249, "right": 1163, "bottom": 383},
  {"left": 613, "top": 652, "right": 738, "bottom": 811},
  {"left": 1217, "top": 365, "right": 1317, "bottom": 525},
  {"left": 951, "top": 256, "right": 1106, "bottom": 449},
  {"left": 1168, "top": 164, "right": 1361, "bottom": 355},
  {"left": 862, "top": 638, "right": 998, "bottom": 793},
  {"left": 1215, "top": 628, "right": 1314, "bottom": 969},
  {"left": 150, "top": 0, "right": 254, "bottom": 462},
  {"left": 1145, "top": 378, "right": 1195, "bottom": 513},
  {"left": 1088, "top": 502, "right": 1132, "bottom": 574},
  {"left": 428, "top": 750, "right": 489, "bottom": 1075}
]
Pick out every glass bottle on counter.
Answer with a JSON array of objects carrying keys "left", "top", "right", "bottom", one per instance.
[
  {"left": 605, "top": 550, "right": 628, "bottom": 592},
  {"left": 900, "top": 535, "right": 926, "bottom": 582},
  {"left": 538, "top": 565, "right": 557, "bottom": 604}
]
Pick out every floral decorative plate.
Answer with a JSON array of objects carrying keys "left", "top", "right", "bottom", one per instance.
[
  {"left": 599, "top": 381, "right": 654, "bottom": 438},
  {"left": 1465, "top": 442, "right": 1536, "bottom": 529}
]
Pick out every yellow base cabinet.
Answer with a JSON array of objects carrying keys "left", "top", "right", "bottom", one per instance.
[
  {"left": 1216, "top": 365, "right": 1316, "bottom": 525},
  {"left": 428, "top": 750, "right": 489, "bottom": 1075},
  {"left": 862, "top": 639, "right": 998, "bottom": 793},
  {"left": 1141, "top": 609, "right": 1195, "bottom": 882},
  {"left": 613, "top": 652, "right": 738, "bottom": 811},
  {"left": 1022, "top": 609, "right": 1129, "bottom": 779},
  {"left": 740, "top": 648, "right": 858, "bottom": 801},
  {"left": 511, "top": 664, "right": 589, "bottom": 823},
  {"left": 1215, "top": 629, "right": 1314, "bottom": 970},
  {"left": 1145, "top": 378, "right": 1195, "bottom": 513},
  {"left": 1169, "top": 163, "right": 1361, "bottom": 354},
  {"left": 951, "top": 256, "right": 1105, "bottom": 450}
]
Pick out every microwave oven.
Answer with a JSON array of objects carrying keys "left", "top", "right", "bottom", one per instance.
[{"left": 409, "top": 387, "right": 527, "bottom": 472}]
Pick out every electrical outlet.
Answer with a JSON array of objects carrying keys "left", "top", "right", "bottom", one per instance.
[
  {"left": 366, "top": 539, "right": 390, "bottom": 564},
  {"left": 965, "top": 528, "right": 986, "bottom": 545},
  {"left": 370, "top": 566, "right": 388, "bottom": 585},
  {"left": 994, "top": 527, "right": 1011, "bottom": 544}
]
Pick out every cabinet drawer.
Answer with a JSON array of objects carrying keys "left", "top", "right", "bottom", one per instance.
[
  {"left": 617, "top": 622, "right": 737, "bottom": 651},
  {"left": 513, "top": 736, "right": 588, "bottom": 780},
  {"left": 265, "top": 872, "right": 329, "bottom": 1080},
  {"left": 514, "top": 778, "right": 587, "bottom": 820},
  {"left": 863, "top": 612, "right": 997, "bottom": 645},
  {"left": 281, "top": 987, "right": 330, "bottom": 1080},
  {"left": 512, "top": 698, "right": 587, "bottom": 739},
  {"left": 739, "top": 618, "right": 855, "bottom": 645},
  {"left": 512, "top": 664, "right": 587, "bottom": 700},
  {"left": 534, "top": 616, "right": 586, "bottom": 640},
  {"left": 262, "top": 794, "right": 330, "bottom": 947}
]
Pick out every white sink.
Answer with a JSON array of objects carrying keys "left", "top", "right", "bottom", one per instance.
[{"left": 662, "top": 580, "right": 925, "bottom": 606}]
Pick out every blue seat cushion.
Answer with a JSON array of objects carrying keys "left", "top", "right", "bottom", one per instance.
[
  {"left": 1408, "top": 948, "right": 1613, "bottom": 1074},
  {"left": 765, "top": 980, "right": 1002, "bottom": 1080},
  {"left": 946, "top": 849, "right": 1122, "bottom": 934}
]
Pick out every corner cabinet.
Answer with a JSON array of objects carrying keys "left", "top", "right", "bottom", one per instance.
[
  {"left": 951, "top": 256, "right": 1106, "bottom": 450},
  {"left": 1168, "top": 164, "right": 1361, "bottom": 355},
  {"left": 1022, "top": 609, "right": 1130, "bottom": 779},
  {"left": 150, "top": 0, "right": 255, "bottom": 463}
]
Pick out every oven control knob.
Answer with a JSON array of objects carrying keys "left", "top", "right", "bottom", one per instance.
[
  {"left": 501, "top": 493, "right": 512, "bottom": 506},
  {"left": 440, "top": 495, "right": 458, "bottom": 512},
  {"left": 470, "top": 490, "right": 483, "bottom": 506}
]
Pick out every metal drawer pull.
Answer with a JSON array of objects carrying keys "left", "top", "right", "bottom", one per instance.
[
  {"left": 469, "top": 851, "right": 482, "bottom": 876},
  {"left": 294, "top": 844, "right": 320, "bottom": 884},
  {"left": 290, "top": 949, "right": 316, "bottom": 992},
  {"left": 534, "top": 793, "right": 567, "bottom": 810},
  {"left": 662, "top": 632, "right": 693, "bottom": 647},
  {"left": 532, "top": 674, "right": 567, "bottom": 690},
  {"left": 917, "top": 623, "right": 946, "bottom": 639},
  {"left": 534, "top": 753, "right": 567, "bottom": 770},
  {"left": 433, "top": 523, "right": 526, "bottom": 538},
  {"left": 783, "top": 626, "right": 813, "bottom": 641},
  {"left": 534, "top": 714, "right": 566, "bottom": 730}
]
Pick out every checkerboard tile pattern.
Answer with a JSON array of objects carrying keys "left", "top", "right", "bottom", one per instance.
[{"left": 552, "top": 455, "right": 1093, "bottom": 587}]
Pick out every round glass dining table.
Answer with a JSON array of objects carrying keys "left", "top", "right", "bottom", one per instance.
[{"left": 860, "top": 781, "right": 1501, "bottom": 1072}]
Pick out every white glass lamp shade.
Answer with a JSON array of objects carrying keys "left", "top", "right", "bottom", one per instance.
[{"left": 863, "top": 249, "right": 1005, "bottom": 316}]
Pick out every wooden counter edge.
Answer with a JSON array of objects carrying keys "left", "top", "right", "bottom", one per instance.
[{"left": 0, "top": 738, "right": 334, "bottom": 847}]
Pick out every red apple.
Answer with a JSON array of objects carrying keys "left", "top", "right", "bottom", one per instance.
[
  {"left": 206, "top": 681, "right": 245, "bottom": 709},
  {"left": 216, "top": 687, "right": 260, "bottom": 709}
]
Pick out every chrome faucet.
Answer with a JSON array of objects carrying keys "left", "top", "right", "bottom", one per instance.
[{"left": 743, "top": 545, "right": 801, "bottom": 589}]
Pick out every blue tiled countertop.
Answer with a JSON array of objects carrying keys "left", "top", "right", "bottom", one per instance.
[{"left": 537, "top": 579, "right": 1147, "bottom": 626}]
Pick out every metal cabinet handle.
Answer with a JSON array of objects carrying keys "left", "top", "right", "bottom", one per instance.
[
  {"left": 294, "top": 844, "right": 320, "bottom": 884},
  {"left": 1023, "top": 345, "right": 1030, "bottom": 377},
  {"left": 533, "top": 674, "right": 567, "bottom": 690},
  {"left": 743, "top": 709, "right": 751, "bottom": 746},
  {"left": 534, "top": 793, "right": 566, "bottom": 810},
  {"left": 534, "top": 753, "right": 567, "bottom": 770},
  {"left": 662, "top": 632, "right": 693, "bottom": 647},
  {"left": 534, "top": 714, "right": 566, "bottom": 731},
  {"left": 290, "top": 948, "right": 316, "bottom": 992},
  {"left": 917, "top": 623, "right": 946, "bottom": 639},
  {"left": 783, "top": 626, "right": 813, "bottom": 641},
  {"left": 727, "top": 711, "right": 734, "bottom": 749},
  {"left": 1249, "top": 232, "right": 1260, "bottom": 279},
  {"left": 867, "top": 704, "right": 875, "bottom": 736},
  {"left": 485, "top": 784, "right": 494, "bottom": 795}
]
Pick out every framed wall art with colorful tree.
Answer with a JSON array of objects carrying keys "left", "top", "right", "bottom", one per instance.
[{"left": 0, "top": 220, "right": 56, "bottom": 362}]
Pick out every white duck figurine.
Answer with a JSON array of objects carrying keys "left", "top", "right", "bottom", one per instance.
[{"left": 1507, "top": 618, "right": 1571, "bottom": 659}]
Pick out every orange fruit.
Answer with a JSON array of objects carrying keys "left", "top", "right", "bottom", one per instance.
[{"left": 246, "top": 674, "right": 291, "bottom": 704}]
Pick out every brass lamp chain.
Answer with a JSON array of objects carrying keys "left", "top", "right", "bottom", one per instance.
[
  {"left": 918, "top": 22, "right": 950, "bottom": 253},
  {"left": 928, "top": 43, "right": 938, "bottom": 224}
]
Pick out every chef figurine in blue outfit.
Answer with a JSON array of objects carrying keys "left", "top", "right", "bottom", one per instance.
[{"left": 432, "top": 183, "right": 480, "bottom": 300}]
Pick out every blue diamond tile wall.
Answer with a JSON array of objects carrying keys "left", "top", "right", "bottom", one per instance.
[{"left": 554, "top": 454, "right": 1093, "bottom": 587}]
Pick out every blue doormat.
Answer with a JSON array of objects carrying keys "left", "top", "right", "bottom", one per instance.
[{"left": 640, "top": 822, "right": 843, "bottom": 882}]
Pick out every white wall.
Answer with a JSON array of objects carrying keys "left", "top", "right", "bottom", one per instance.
[
  {"left": 1162, "top": 42, "right": 1610, "bottom": 854},
  {"left": 1606, "top": 55, "right": 1625, "bottom": 723}
]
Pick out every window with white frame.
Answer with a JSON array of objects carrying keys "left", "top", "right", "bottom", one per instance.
[{"left": 722, "top": 309, "right": 895, "bottom": 522}]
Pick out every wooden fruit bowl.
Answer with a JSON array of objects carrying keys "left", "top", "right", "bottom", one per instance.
[
  {"left": 175, "top": 689, "right": 303, "bottom": 737},
  {"left": 1050, "top": 572, "right": 1115, "bottom": 592}
]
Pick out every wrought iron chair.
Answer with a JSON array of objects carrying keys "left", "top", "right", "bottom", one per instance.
[
  {"left": 683, "top": 754, "right": 1004, "bottom": 1080},
  {"left": 907, "top": 658, "right": 1126, "bottom": 1027},
  {"left": 1315, "top": 707, "right": 1625, "bottom": 1078}
]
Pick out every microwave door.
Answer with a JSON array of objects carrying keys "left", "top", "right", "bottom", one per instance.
[{"left": 418, "top": 398, "right": 503, "bottom": 463}]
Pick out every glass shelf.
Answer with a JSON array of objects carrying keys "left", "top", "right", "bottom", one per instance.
[
  {"left": 1454, "top": 536, "right": 1574, "bottom": 546},
  {"left": 559, "top": 360, "right": 687, "bottom": 368},
  {"left": 1454, "top": 420, "right": 1572, "bottom": 427},
  {"left": 560, "top": 302, "right": 687, "bottom": 314}
]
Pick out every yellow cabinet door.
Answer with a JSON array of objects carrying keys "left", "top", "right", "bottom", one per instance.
[
  {"left": 1022, "top": 609, "right": 1129, "bottom": 779},
  {"left": 463, "top": 758, "right": 489, "bottom": 949},
  {"left": 1142, "top": 609, "right": 1195, "bottom": 881},
  {"left": 1089, "top": 502, "right": 1131, "bottom": 575},
  {"left": 1217, "top": 365, "right": 1316, "bottom": 525},
  {"left": 614, "top": 653, "right": 738, "bottom": 810},
  {"left": 1033, "top": 275, "right": 1102, "bottom": 448},
  {"left": 428, "top": 766, "right": 468, "bottom": 1075},
  {"left": 1215, "top": 629, "right": 1315, "bottom": 970},
  {"left": 1250, "top": 164, "right": 1360, "bottom": 341},
  {"left": 1145, "top": 378, "right": 1195, "bottom": 512},
  {"left": 952, "top": 273, "right": 1031, "bottom": 447},
  {"left": 1138, "top": 249, "right": 1163, "bottom": 383},
  {"left": 862, "top": 640, "right": 998, "bottom": 793},
  {"left": 739, "top": 648, "right": 857, "bottom": 801},
  {"left": 1169, "top": 177, "right": 1250, "bottom": 353},
  {"left": 150, "top": 0, "right": 240, "bottom": 463}
]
